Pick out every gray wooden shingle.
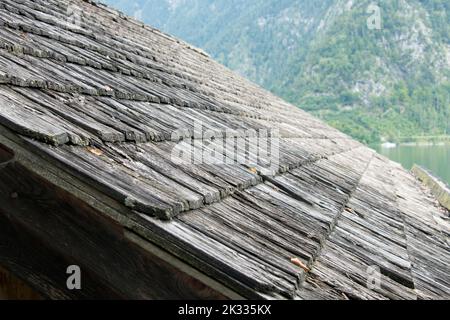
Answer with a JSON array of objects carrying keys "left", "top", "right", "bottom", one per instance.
[{"left": 0, "top": 0, "right": 448, "bottom": 300}]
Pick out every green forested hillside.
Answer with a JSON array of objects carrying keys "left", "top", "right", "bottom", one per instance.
[{"left": 102, "top": 0, "right": 450, "bottom": 144}]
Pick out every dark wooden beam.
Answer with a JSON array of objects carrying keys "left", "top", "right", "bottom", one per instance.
[
  {"left": 0, "top": 207, "right": 123, "bottom": 299},
  {"left": 0, "top": 146, "right": 229, "bottom": 299},
  {"left": 0, "top": 265, "right": 42, "bottom": 300}
]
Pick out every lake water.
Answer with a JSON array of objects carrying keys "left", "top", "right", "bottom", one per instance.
[{"left": 374, "top": 144, "right": 450, "bottom": 185}]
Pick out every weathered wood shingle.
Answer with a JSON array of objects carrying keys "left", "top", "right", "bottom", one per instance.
[{"left": 0, "top": 0, "right": 448, "bottom": 300}]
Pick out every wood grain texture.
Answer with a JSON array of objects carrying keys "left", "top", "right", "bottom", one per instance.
[
  {"left": 0, "top": 158, "right": 231, "bottom": 299},
  {"left": 0, "top": 0, "right": 448, "bottom": 300},
  {"left": 0, "top": 265, "right": 42, "bottom": 300},
  {"left": 412, "top": 165, "right": 450, "bottom": 211}
]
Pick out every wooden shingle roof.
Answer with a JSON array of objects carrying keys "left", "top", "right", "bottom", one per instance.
[{"left": 0, "top": 0, "right": 448, "bottom": 299}]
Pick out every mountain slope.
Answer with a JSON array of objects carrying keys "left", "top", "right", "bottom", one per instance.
[{"left": 102, "top": 0, "right": 450, "bottom": 144}]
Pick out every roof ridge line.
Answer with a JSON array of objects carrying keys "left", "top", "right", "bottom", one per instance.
[
  {"left": 1, "top": 0, "right": 326, "bottom": 118},
  {"left": 173, "top": 145, "right": 365, "bottom": 221},
  {"left": 170, "top": 146, "right": 370, "bottom": 298},
  {"left": 80, "top": 0, "right": 210, "bottom": 58},
  {"left": 296, "top": 151, "right": 375, "bottom": 291},
  {"left": 0, "top": 40, "right": 285, "bottom": 114}
]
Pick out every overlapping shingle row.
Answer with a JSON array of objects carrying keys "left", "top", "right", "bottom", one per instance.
[{"left": 0, "top": 0, "right": 448, "bottom": 299}]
